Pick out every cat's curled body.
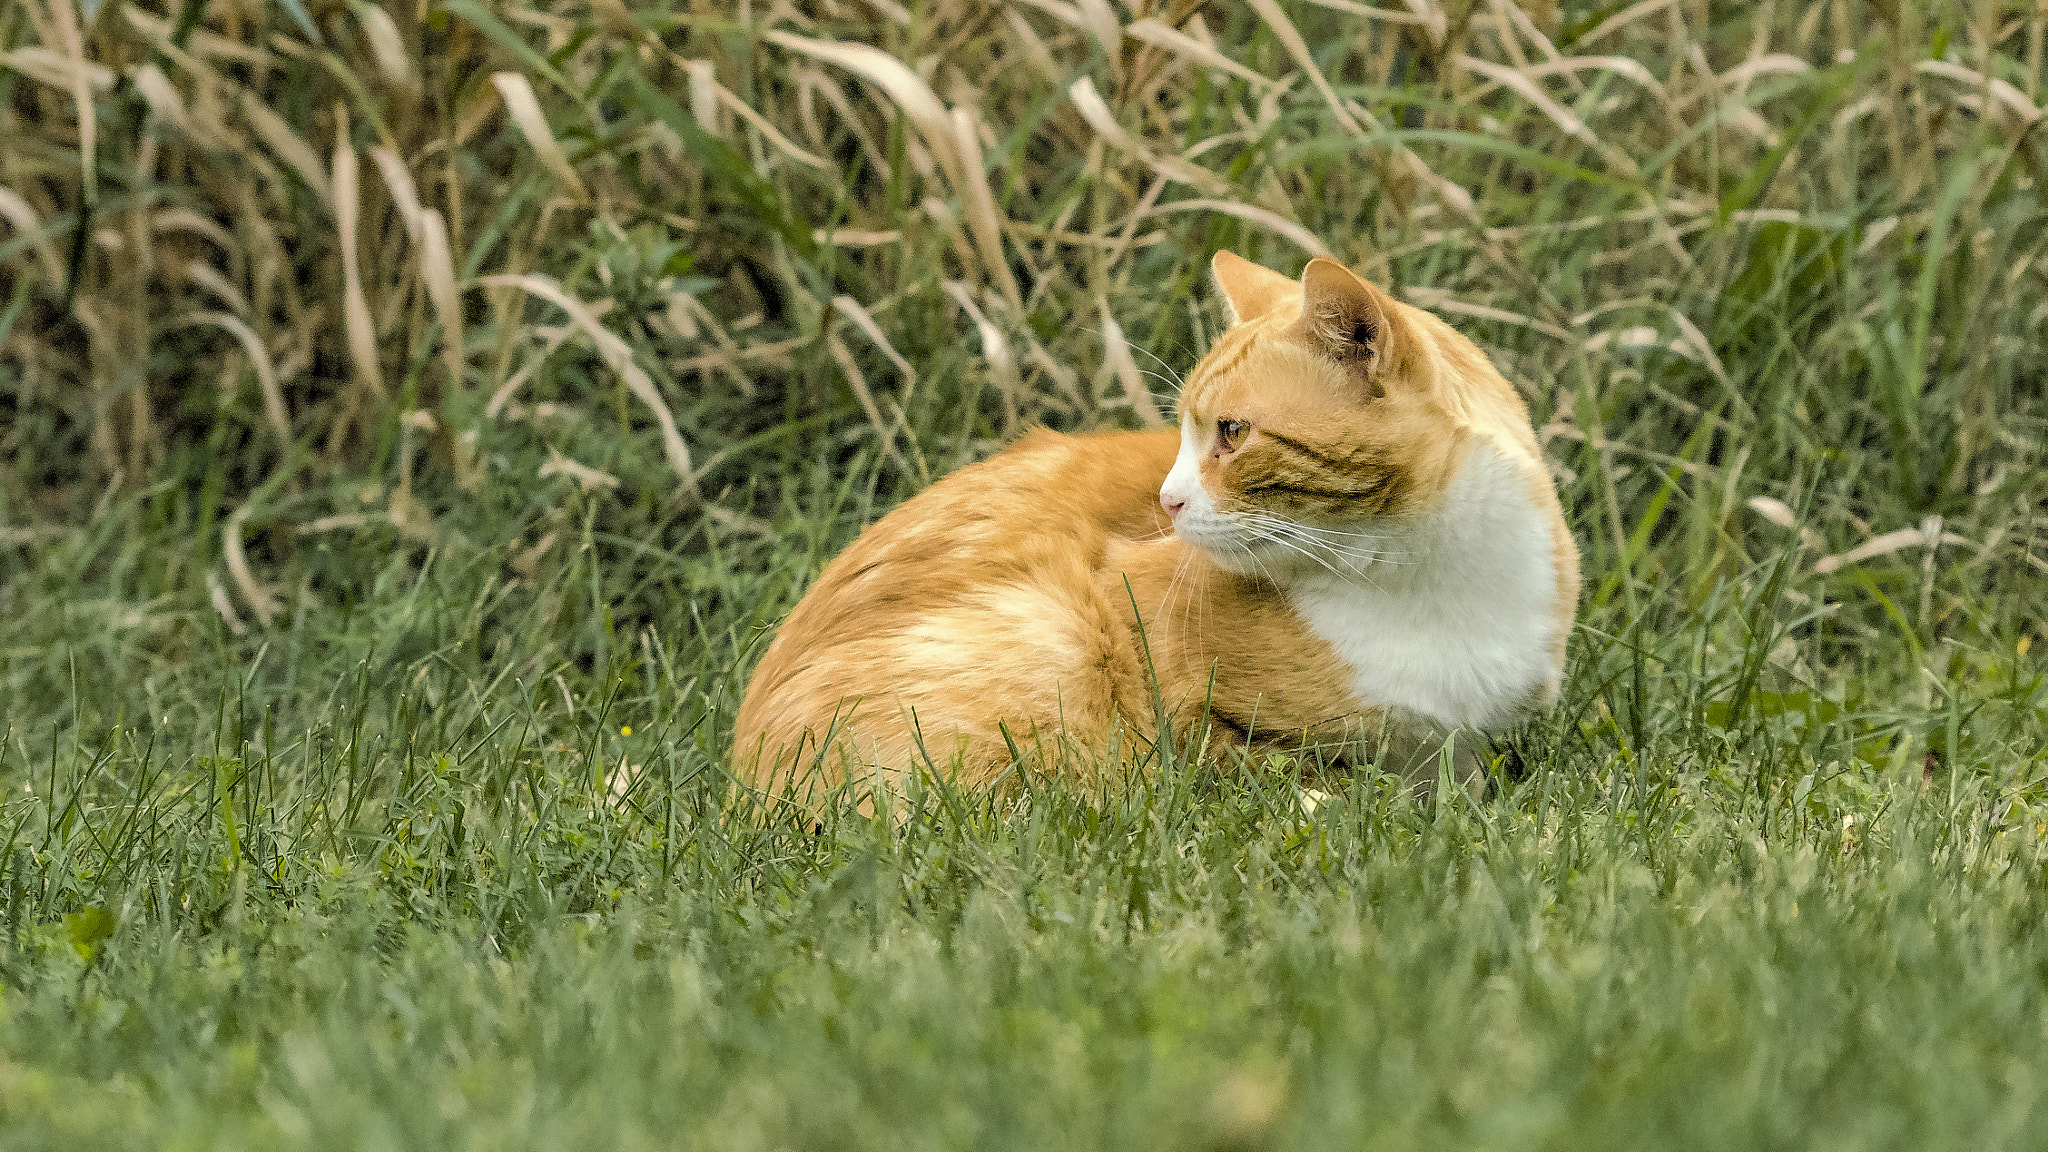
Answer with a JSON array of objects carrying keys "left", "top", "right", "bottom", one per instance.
[{"left": 734, "top": 252, "right": 1578, "bottom": 795}]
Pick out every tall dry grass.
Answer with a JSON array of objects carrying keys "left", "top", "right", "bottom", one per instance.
[{"left": 0, "top": 0, "right": 2043, "bottom": 659}]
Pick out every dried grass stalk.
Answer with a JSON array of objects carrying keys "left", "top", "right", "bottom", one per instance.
[
  {"left": 1073, "top": 0, "right": 1125, "bottom": 82},
  {"left": 238, "top": 90, "right": 332, "bottom": 208},
  {"left": 419, "top": 209, "right": 464, "bottom": 391},
  {"left": 832, "top": 297, "right": 917, "bottom": 394},
  {"left": 1246, "top": 0, "right": 1366, "bottom": 134},
  {"left": 1068, "top": 77, "right": 1229, "bottom": 195},
  {"left": 491, "top": 72, "right": 591, "bottom": 203},
  {"left": 131, "top": 64, "right": 196, "bottom": 141},
  {"left": 50, "top": 0, "right": 96, "bottom": 201},
  {"left": 1575, "top": 0, "right": 1680, "bottom": 49},
  {"left": 769, "top": 30, "right": 1021, "bottom": 307},
  {"left": 0, "top": 187, "right": 62, "bottom": 284},
  {"left": 333, "top": 128, "right": 387, "bottom": 401},
  {"left": 205, "top": 569, "right": 249, "bottom": 636},
  {"left": 223, "top": 506, "right": 280, "bottom": 626},
  {"left": 349, "top": 0, "right": 417, "bottom": 92},
  {"left": 486, "top": 325, "right": 577, "bottom": 418},
  {"left": 185, "top": 264, "right": 249, "bottom": 316},
  {"left": 1142, "top": 199, "right": 1329, "bottom": 256},
  {"left": 715, "top": 83, "right": 832, "bottom": 170},
  {"left": 943, "top": 281, "right": 1021, "bottom": 430},
  {"left": 825, "top": 332, "right": 904, "bottom": 462},
  {"left": 768, "top": 33, "right": 957, "bottom": 173},
  {"left": 477, "top": 274, "right": 698, "bottom": 497},
  {"left": 540, "top": 446, "right": 622, "bottom": 492},
  {"left": 948, "top": 108, "right": 1023, "bottom": 311},
  {"left": 1097, "top": 299, "right": 1164, "bottom": 427},
  {"left": 684, "top": 60, "right": 723, "bottom": 135},
  {"left": 1123, "top": 19, "right": 1274, "bottom": 89},
  {"left": 368, "top": 146, "right": 425, "bottom": 244},
  {"left": 184, "top": 311, "right": 291, "bottom": 444}
]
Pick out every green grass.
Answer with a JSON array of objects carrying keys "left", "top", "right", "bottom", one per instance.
[
  {"left": 1, "top": 564, "right": 2045, "bottom": 1149},
  {"left": 4, "top": 0, "right": 2048, "bottom": 1147}
]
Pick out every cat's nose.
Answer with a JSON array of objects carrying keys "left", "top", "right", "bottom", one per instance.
[{"left": 1161, "top": 493, "right": 1186, "bottom": 518}]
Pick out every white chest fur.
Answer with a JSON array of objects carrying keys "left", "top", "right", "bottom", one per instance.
[{"left": 1288, "top": 440, "right": 1564, "bottom": 732}]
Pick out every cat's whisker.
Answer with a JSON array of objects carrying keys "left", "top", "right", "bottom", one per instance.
[
  {"left": 1246, "top": 527, "right": 1354, "bottom": 582},
  {"left": 1155, "top": 548, "right": 1195, "bottom": 640},
  {"left": 1236, "top": 510, "right": 1402, "bottom": 545},
  {"left": 1235, "top": 515, "right": 1357, "bottom": 560},
  {"left": 1237, "top": 510, "right": 1401, "bottom": 548},
  {"left": 1230, "top": 518, "right": 1344, "bottom": 574},
  {"left": 1134, "top": 368, "right": 1180, "bottom": 393},
  {"left": 1090, "top": 324, "right": 1187, "bottom": 415},
  {"left": 1296, "top": 542, "right": 1401, "bottom": 585},
  {"left": 1235, "top": 538, "right": 1287, "bottom": 592},
  {"left": 1124, "top": 341, "right": 1187, "bottom": 395},
  {"left": 1196, "top": 547, "right": 1215, "bottom": 625},
  {"left": 1234, "top": 519, "right": 1397, "bottom": 594},
  {"left": 1238, "top": 514, "right": 1413, "bottom": 566},
  {"left": 1292, "top": 525, "right": 1405, "bottom": 546},
  {"left": 1273, "top": 530, "right": 1407, "bottom": 571},
  {"left": 1166, "top": 540, "right": 1210, "bottom": 656},
  {"left": 1170, "top": 557, "right": 1198, "bottom": 667}
]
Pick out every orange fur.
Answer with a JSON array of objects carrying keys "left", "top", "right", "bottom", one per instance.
[{"left": 733, "top": 251, "right": 1579, "bottom": 798}]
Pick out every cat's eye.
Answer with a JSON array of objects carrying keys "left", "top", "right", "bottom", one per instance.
[{"left": 1216, "top": 419, "right": 1248, "bottom": 452}]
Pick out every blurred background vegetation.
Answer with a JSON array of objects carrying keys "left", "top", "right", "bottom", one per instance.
[
  {"left": 4, "top": 1, "right": 2048, "bottom": 1146},
  {"left": 3, "top": 0, "right": 2044, "bottom": 692}
]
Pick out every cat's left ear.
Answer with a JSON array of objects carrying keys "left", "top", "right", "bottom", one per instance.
[
  {"left": 1212, "top": 251, "right": 1298, "bottom": 325},
  {"left": 1299, "top": 256, "right": 1398, "bottom": 387}
]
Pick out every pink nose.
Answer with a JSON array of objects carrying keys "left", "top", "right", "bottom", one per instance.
[{"left": 1161, "top": 493, "right": 1185, "bottom": 517}]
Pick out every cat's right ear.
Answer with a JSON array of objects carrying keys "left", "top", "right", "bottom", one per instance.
[
  {"left": 1211, "top": 251, "right": 1298, "bottom": 325},
  {"left": 1299, "top": 256, "right": 1398, "bottom": 388}
]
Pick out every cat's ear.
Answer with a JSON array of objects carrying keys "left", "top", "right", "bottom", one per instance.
[
  {"left": 1211, "top": 251, "right": 1298, "bottom": 325},
  {"left": 1299, "top": 256, "right": 1397, "bottom": 386}
]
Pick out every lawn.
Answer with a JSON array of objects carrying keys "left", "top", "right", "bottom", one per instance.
[{"left": 2, "top": 0, "right": 2048, "bottom": 1147}]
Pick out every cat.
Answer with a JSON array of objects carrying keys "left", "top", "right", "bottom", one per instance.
[{"left": 732, "top": 251, "right": 1578, "bottom": 800}]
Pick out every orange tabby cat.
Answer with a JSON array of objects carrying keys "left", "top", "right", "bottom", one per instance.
[{"left": 733, "top": 251, "right": 1578, "bottom": 797}]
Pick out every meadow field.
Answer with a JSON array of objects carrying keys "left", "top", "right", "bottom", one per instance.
[{"left": 3, "top": 0, "right": 2048, "bottom": 1146}]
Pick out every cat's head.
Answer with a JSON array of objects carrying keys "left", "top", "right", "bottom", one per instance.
[{"left": 1159, "top": 251, "right": 1469, "bottom": 580}]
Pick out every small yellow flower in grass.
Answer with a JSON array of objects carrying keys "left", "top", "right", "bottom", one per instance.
[
  {"left": 2020, "top": 635, "right": 2033, "bottom": 657},
  {"left": 621, "top": 726, "right": 632, "bottom": 736}
]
